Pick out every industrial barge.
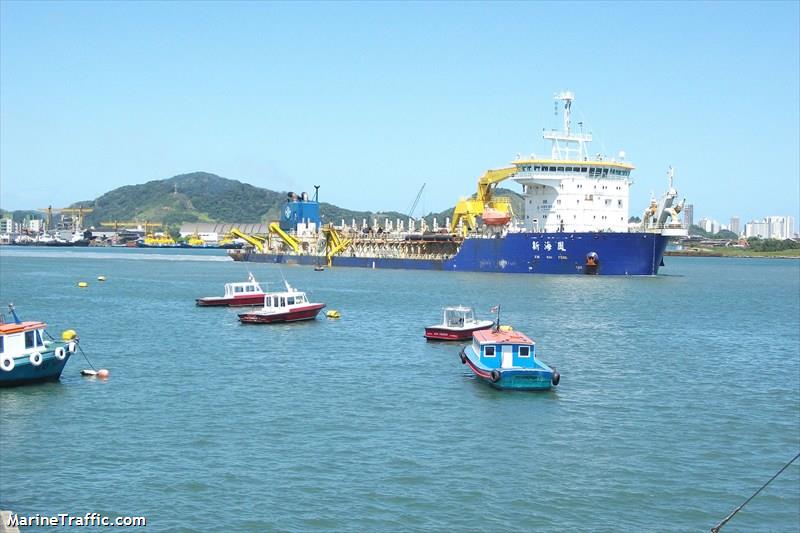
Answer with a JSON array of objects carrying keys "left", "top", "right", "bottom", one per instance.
[{"left": 229, "top": 92, "right": 687, "bottom": 275}]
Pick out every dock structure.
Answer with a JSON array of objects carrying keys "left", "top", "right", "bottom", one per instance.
[{"left": 0, "top": 511, "right": 20, "bottom": 533}]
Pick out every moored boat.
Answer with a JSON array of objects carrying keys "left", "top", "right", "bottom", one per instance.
[
  {"left": 238, "top": 281, "right": 325, "bottom": 324},
  {"left": 196, "top": 273, "right": 266, "bottom": 307},
  {"left": 424, "top": 306, "right": 494, "bottom": 341},
  {"left": 0, "top": 305, "right": 77, "bottom": 387},
  {"left": 460, "top": 328, "right": 560, "bottom": 391}
]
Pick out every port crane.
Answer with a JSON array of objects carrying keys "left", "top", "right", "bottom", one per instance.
[
  {"left": 38, "top": 206, "right": 94, "bottom": 231},
  {"left": 449, "top": 167, "right": 517, "bottom": 235}
]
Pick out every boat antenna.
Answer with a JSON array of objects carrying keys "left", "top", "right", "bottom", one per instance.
[
  {"left": 8, "top": 303, "right": 21, "bottom": 324},
  {"left": 277, "top": 266, "right": 292, "bottom": 292}
]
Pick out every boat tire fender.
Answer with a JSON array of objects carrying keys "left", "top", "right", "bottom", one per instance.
[
  {"left": 67, "top": 341, "right": 77, "bottom": 353},
  {"left": 490, "top": 370, "right": 501, "bottom": 383},
  {"left": 552, "top": 368, "right": 561, "bottom": 386},
  {"left": 30, "top": 352, "right": 43, "bottom": 367},
  {"left": 54, "top": 347, "right": 67, "bottom": 360},
  {"left": 459, "top": 350, "right": 467, "bottom": 365},
  {"left": 0, "top": 356, "right": 14, "bottom": 372}
]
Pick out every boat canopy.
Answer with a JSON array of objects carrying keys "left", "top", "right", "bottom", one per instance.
[
  {"left": 443, "top": 306, "right": 476, "bottom": 327},
  {"left": 263, "top": 291, "right": 308, "bottom": 308},
  {"left": 223, "top": 281, "right": 264, "bottom": 298}
]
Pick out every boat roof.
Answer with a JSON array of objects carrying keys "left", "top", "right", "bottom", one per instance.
[
  {"left": 0, "top": 321, "right": 46, "bottom": 335},
  {"left": 473, "top": 329, "right": 534, "bottom": 345},
  {"left": 225, "top": 281, "right": 262, "bottom": 289},
  {"left": 444, "top": 306, "right": 473, "bottom": 312}
]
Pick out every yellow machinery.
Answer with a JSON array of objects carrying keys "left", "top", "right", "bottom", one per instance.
[
  {"left": 449, "top": 166, "right": 517, "bottom": 235},
  {"left": 39, "top": 206, "right": 94, "bottom": 231},
  {"left": 321, "top": 225, "right": 351, "bottom": 266},
  {"left": 268, "top": 222, "right": 300, "bottom": 253},
  {"left": 230, "top": 228, "right": 267, "bottom": 252}
]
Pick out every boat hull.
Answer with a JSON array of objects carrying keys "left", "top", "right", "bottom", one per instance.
[
  {"left": 424, "top": 323, "right": 494, "bottom": 341},
  {"left": 238, "top": 304, "right": 326, "bottom": 324},
  {"left": 0, "top": 351, "right": 72, "bottom": 387},
  {"left": 232, "top": 231, "right": 670, "bottom": 275},
  {"left": 196, "top": 294, "right": 265, "bottom": 307},
  {"left": 460, "top": 348, "right": 556, "bottom": 391}
]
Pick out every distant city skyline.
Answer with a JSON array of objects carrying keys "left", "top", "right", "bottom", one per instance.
[{"left": 1, "top": 2, "right": 798, "bottom": 223}]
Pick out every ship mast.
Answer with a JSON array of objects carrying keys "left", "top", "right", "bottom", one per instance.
[{"left": 543, "top": 90, "right": 592, "bottom": 161}]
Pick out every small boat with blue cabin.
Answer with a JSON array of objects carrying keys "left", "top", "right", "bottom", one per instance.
[
  {"left": 460, "top": 328, "right": 560, "bottom": 391},
  {"left": 0, "top": 305, "right": 78, "bottom": 387}
]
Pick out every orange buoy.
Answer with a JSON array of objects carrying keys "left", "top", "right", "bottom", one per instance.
[{"left": 97, "top": 369, "right": 110, "bottom": 379}]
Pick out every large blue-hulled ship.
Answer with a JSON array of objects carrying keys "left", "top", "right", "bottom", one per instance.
[{"left": 230, "top": 91, "right": 687, "bottom": 275}]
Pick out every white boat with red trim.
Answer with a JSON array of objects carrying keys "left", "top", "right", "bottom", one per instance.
[
  {"left": 424, "top": 306, "right": 494, "bottom": 341},
  {"left": 196, "top": 273, "right": 266, "bottom": 307},
  {"left": 238, "top": 281, "right": 325, "bottom": 324}
]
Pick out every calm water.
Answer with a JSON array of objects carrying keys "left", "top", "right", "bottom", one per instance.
[{"left": 1, "top": 247, "right": 798, "bottom": 532}]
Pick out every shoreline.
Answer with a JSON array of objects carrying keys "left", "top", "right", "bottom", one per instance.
[{"left": 666, "top": 250, "right": 800, "bottom": 259}]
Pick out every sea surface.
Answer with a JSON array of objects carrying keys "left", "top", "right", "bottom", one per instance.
[{"left": 0, "top": 247, "right": 798, "bottom": 532}]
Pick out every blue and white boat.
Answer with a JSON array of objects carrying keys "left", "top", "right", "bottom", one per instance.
[
  {"left": 0, "top": 305, "right": 77, "bottom": 387},
  {"left": 459, "top": 328, "right": 560, "bottom": 391}
]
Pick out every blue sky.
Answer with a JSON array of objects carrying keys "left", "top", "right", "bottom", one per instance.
[{"left": 1, "top": 1, "right": 798, "bottom": 226}]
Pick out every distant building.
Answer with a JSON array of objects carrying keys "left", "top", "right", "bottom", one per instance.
[
  {"left": 698, "top": 217, "right": 720, "bottom": 234},
  {"left": 730, "top": 216, "right": 740, "bottom": 236},
  {"left": 744, "top": 216, "right": 796, "bottom": 239},
  {"left": 0, "top": 217, "right": 13, "bottom": 234},
  {"left": 25, "top": 218, "right": 43, "bottom": 233},
  {"left": 684, "top": 204, "right": 694, "bottom": 229}
]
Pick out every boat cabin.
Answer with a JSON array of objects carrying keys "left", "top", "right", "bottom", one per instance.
[
  {"left": 0, "top": 321, "right": 48, "bottom": 357},
  {"left": 224, "top": 279, "right": 264, "bottom": 299},
  {"left": 262, "top": 290, "right": 309, "bottom": 309},
  {"left": 471, "top": 329, "right": 537, "bottom": 370},
  {"left": 443, "top": 306, "right": 477, "bottom": 327}
]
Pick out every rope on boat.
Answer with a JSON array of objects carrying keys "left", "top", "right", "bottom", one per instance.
[
  {"left": 710, "top": 451, "right": 800, "bottom": 532},
  {"left": 76, "top": 343, "right": 98, "bottom": 372}
]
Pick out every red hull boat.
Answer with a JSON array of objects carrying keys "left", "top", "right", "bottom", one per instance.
[
  {"left": 424, "top": 306, "right": 494, "bottom": 341},
  {"left": 238, "top": 281, "right": 326, "bottom": 324},
  {"left": 196, "top": 273, "right": 266, "bottom": 307},
  {"left": 239, "top": 303, "right": 326, "bottom": 323}
]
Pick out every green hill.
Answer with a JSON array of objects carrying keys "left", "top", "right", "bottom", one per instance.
[{"left": 76, "top": 171, "right": 523, "bottom": 232}]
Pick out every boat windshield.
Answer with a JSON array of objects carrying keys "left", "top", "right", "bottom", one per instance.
[{"left": 445, "top": 308, "right": 472, "bottom": 327}]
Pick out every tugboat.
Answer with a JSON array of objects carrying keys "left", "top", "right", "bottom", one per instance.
[
  {"left": 196, "top": 273, "right": 266, "bottom": 307},
  {"left": 238, "top": 281, "right": 326, "bottom": 324},
  {"left": 424, "top": 306, "right": 494, "bottom": 341},
  {"left": 0, "top": 305, "right": 77, "bottom": 387},
  {"left": 459, "top": 327, "right": 560, "bottom": 391}
]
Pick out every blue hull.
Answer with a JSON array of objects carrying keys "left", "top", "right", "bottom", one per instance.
[
  {"left": 0, "top": 351, "right": 72, "bottom": 387},
  {"left": 460, "top": 348, "right": 556, "bottom": 391},
  {"left": 239, "top": 232, "right": 669, "bottom": 275}
]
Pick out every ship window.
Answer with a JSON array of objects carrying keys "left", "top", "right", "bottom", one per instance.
[
  {"left": 280, "top": 297, "right": 286, "bottom": 307},
  {"left": 581, "top": 167, "right": 587, "bottom": 172},
  {"left": 484, "top": 346, "right": 496, "bottom": 357},
  {"left": 534, "top": 166, "right": 540, "bottom": 171},
  {"left": 36, "top": 330, "right": 43, "bottom": 346},
  {"left": 264, "top": 297, "right": 272, "bottom": 307},
  {"left": 235, "top": 286, "right": 243, "bottom": 293},
  {"left": 565, "top": 167, "right": 572, "bottom": 172},
  {"left": 549, "top": 166, "right": 556, "bottom": 171},
  {"left": 557, "top": 199, "right": 561, "bottom": 205},
  {"left": 0, "top": 336, "right": 3, "bottom": 353},
  {"left": 287, "top": 297, "right": 295, "bottom": 305},
  {"left": 557, "top": 166, "right": 564, "bottom": 172},
  {"left": 519, "top": 346, "right": 530, "bottom": 357},
  {"left": 25, "top": 330, "right": 35, "bottom": 348},
  {"left": 618, "top": 200, "right": 623, "bottom": 207}
]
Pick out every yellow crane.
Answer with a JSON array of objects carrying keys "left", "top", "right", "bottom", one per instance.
[
  {"left": 230, "top": 228, "right": 268, "bottom": 252},
  {"left": 449, "top": 166, "right": 517, "bottom": 235},
  {"left": 322, "top": 224, "right": 351, "bottom": 266},
  {"left": 99, "top": 220, "right": 162, "bottom": 233},
  {"left": 38, "top": 206, "right": 94, "bottom": 231}
]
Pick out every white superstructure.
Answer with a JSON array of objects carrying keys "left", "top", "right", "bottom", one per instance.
[{"left": 512, "top": 91, "right": 636, "bottom": 233}]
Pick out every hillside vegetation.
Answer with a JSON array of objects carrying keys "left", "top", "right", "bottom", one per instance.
[{"left": 73, "top": 172, "right": 523, "bottom": 231}]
